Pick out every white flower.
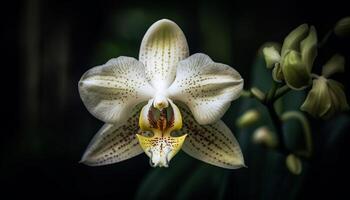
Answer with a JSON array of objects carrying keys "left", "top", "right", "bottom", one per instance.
[{"left": 79, "top": 19, "right": 244, "bottom": 169}]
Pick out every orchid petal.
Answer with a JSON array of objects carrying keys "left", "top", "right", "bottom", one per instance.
[
  {"left": 139, "top": 19, "right": 189, "bottom": 90},
  {"left": 168, "top": 53, "right": 243, "bottom": 125},
  {"left": 79, "top": 56, "right": 155, "bottom": 124},
  {"left": 80, "top": 104, "right": 146, "bottom": 166},
  {"left": 178, "top": 103, "right": 245, "bottom": 169}
]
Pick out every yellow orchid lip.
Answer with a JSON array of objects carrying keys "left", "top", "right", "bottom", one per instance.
[
  {"left": 136, "top": 133, "right": 187, "bottom": 167},
  {"left": 137, "top": 99, "right": 186, "bottom": 167}
]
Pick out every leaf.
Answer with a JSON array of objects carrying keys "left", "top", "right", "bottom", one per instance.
[
  {"left": 278, "top": 90, "right": 307, "bottom": 153},
  {"left": 250, "top": 55, "right": 274, "bottom": 93},
  {"left": 134, "top": 152, "right": 196, "bottom": 200},
  {"left": 174, "top": 164, "right": 228, "bottom": 200}
]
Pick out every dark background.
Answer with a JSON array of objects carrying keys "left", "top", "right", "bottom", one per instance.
[{"left": 2, "top": 0, "right": 350, "bottom": 199}]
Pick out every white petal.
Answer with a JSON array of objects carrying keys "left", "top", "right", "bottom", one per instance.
[
  {"left": 139, "top": 19, "right": 189, "bottom": 90},
  {"left": 168, "top": 53, "right": 243, "bottom": 125},
  {"left": 80, "top": 104, "right": 146, "bottom": 166},
  {"left": 79, "top": 56, "right": 155, "bottom": 124},
  {"left": 178, "top": 103, "right": 245, "bottom": 169}
]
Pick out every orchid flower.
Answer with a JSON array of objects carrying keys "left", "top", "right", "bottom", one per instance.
[{"left": 79, "top": 19, "right": 244, "bottom": 169}]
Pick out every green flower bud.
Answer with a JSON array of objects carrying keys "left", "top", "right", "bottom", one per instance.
[
  {"left": 272, "top": 63, "right": 284, "bottom": 82},
  {"left": 276, "top": 24, "right": 317, "bottom": 90},
  {"left": 300, "top": 76, "right": 349, "bottom": 119},
  {"left": 286, "top": 154, "right": 302, "bottom": 175},
  {"left": 282, "top": 50, "right": 311, "bottom": 90},
  {"left": 252, "top": 126, "right": 278, "bottom": 148},
  {"left": 300, "top": 26, "right": 317, "bottom": 72},
  {"left": 250, "top": 87, "right": 266, "bottom": 101},
  {"left": 322, "top": 54, "right": 345, "bottom": 78},
  {"left": 263, "top": 46, "right": 281, "bottom": 69},
  {"left": 281, "top": 24, "right": 309, "bottom": 57},
  {"left": 334, "top": 16, "right": 350, "bottom": 37},
  {"left": 236, "top": 109, "right": 261, "bottom": 128}
]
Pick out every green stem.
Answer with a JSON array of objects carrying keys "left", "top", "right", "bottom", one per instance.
[
  {"left": 265, "top": 82, "right": 278, "bottom": 103},
  {"left": 311, "top": 73, "right": 320, "bottom": 79},
  {"left": 266, "top": 101, "right": 288, "bottom": 155},
  {"left": 273, "top": 84, "right": 291, "bottom": 101},
  {"left": 246, "top": 83, "right": 306, "bottom": 157},
  {"left": 281, "top": 111, "right": 313, "bottom": 158},
  {"left": 318, "top": 29, "right": 333, "bottom": 49},
  {"left": 264, "top": 82, "right": 289, "bottom": 155}
]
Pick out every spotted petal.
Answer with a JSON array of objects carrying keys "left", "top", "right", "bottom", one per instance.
[
  {"left": 81, "top": 104, "right": 145, "bottom": 166},
  {"left": 178, "top": 103, "right": 245, "bottom": 169},
  {"left": 139, "top": 19, "right": 189, "bottom": 90},
  {"left": 168, "top": 53, "right": 243, "bottom": 125},
  {"left": 79, "top": 56, "right": 155, "bottom": 124}
]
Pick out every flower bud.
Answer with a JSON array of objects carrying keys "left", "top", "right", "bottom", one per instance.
[
  {"left": 300, "top": 26, "right": 317, "bottom": 72},
  {"left": 263, "top": 46, "right": 281, "bottom": 69},
  {"left": 322, "top": 54, "right": 345, "bottom": 78},
  {"left": 272, "top": 63, "right": 284, "bottom": 82},
  {"left": 236, "top": 109, "right": 260, "bottom": 128},
  {"left": 252, "top": 126, "right": 278, "bottom": 148},
  {"left": 300, "top": 76, "right": 349, "bottom": 119},
  {"left": 250, "top": 87, "right": 266, "bottom": 101},
  {"left": 277, "top": 24, "right": 317, "bottom": 90},
  {"left": 282, "top": 50, "right": 311, "bottom": 90},
  {"left": 334, "top": 16, "right": 350, "bottom": 37},
  {"left": 286, "top": 154, "right": 302, "bottom": 175},
  {"left": 281, "top": 24, "right": 309, "bottom": 57}
]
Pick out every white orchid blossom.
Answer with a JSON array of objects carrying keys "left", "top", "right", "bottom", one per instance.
[{"left": 79, "top": 19, "right": 244, "bottom": 169}]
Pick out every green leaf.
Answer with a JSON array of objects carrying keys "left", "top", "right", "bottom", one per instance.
[
  {"left": 278, "top": 88, "right": 307, "bottom": 154},
  {"left": 135, "top": 153, "right": 196, "bottom": 200},
  {"left": 250, "top": 55, "right": 274, "bottom": 93},
  {"left": 175, "top": 165, "right": 228, "bottom": 200}
]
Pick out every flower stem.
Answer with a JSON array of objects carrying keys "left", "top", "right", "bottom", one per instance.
[
  {"left": 273, "top": 85, "right": 291, "bottom": 101},
  {"left": 311, "top": 73, "right": 320, "bottom": 79},
  {"left": 281, "top": 111, "right": 313, "bottom": 158},
  {"left": 318, "top": 29, "right": 333, "bottom": 49},
  {"left": 246, "top": 83, "right": 292, "bottom": 156},
  {"left": 265, "top": 82, "right": 278, "bottom": 103},
  {"left": 266, "top": 98, "right": 288, "bottom": 155}
]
